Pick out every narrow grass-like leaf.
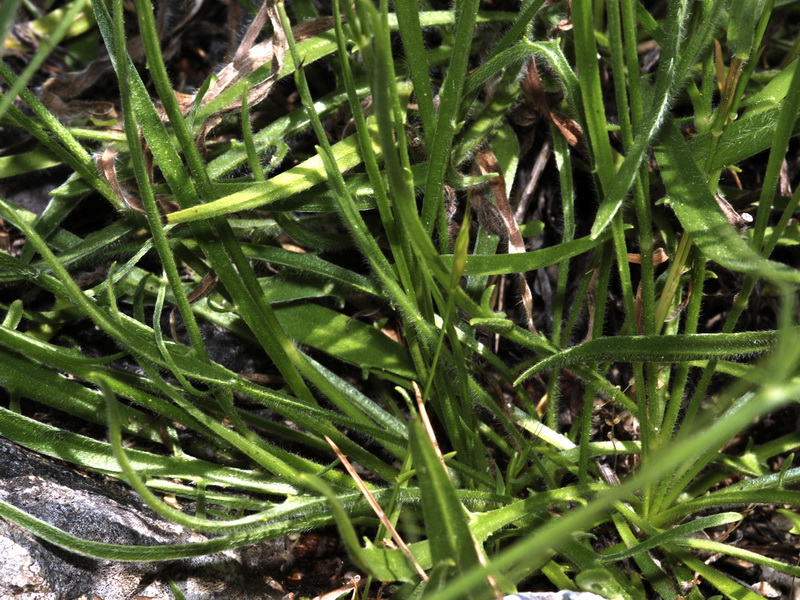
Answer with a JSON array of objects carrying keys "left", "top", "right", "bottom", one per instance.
[
  {"left": 658, "top": 486, "right": 800, "bottom": 529},
  {"left": 150, "top": 276, "right": 203, "bottom": 393},
  {"left": 297, "top": 473, "right": 374, "bottom": 576},
  {"left": 0, "top": 326, "right": 215, "bottom": 438},
  {"left": 0, "top": 250, "right": 41, "bottom": 282},
  {"left": 751, "top": 48, "right": 800, "bottom": 252},
  {"left": 99, "top": 0, "right": 323, "bottom": 406},
  {"left": 678, "top": 552, "right": 765, "bottom": 600},
  {"left": 590, "top": 0, "right": 691, "bottom": 238},
  {"left": 408, "top": 419, "right": 489, "bottom": 597},
  {"left": 205, "top": 84, "right": 359, "bottom": 179},
  {"left": 113, "top": 0, "right": 205, "bottom": 359},
  {"left": 137, "top": 359, "right": 364, "bottom": 487},
  {"left": 728, "top": 0, "right": 757, "bottom": 60},
  {"left": 443, "top": 230, "right": 613, "bottom": 276},
  {"left": 0, "top": 199, "right": 364, "bottom": 457},
  {"left": 393, "top": 0, "right": 435, "bottom": 143},
  {"left": 0, "top": 350, "right": 167, "bottom": 445},
  {"left": 240, "top": 88, "right": 264, "bottom": 182},
  {"left": 462, "top": 41, "right": 539, "bottom": 100},
  {"left": 677, "top": 537, "right": 800, "bottom": 578},
  {"left": 101, "top": 377, "right": 293, "bottom": 532},
  {"left": 462, "top": 0, "right": 547, "bottom": 103},
  {"left": 0, "top": 197, "right": 201, "bottom": 377},
  {"left": 302, "top": 355, "right": 407, "bottom": 439},
  {"left": 572, "top": 0, "right": 616, "bottom": 208},
  {"left": 0, "top": 62, "right": 119, "bottom": 207},
  {"left": 276, "top": 0, "right": 436, "bottom": 351},
  {"left": 0, "top": 497, "right": 340, "bottom": 561},
  {"left": 741, "top": 58, "right": 799, "bottom": 111},
  {"left": 206, "top": 159, "right": 430, "bottom": 211},
  {"left": 19, "top": 206, "right": 127, "bottom": 264},
  {"left": 239, "top": 243, "right": 380, "bottom": 296},
  {"left": 600, "top": 513, "right": 742, "bottom": 562},
  {"left": 3, "top": 0, "right": 800, "bottom": 593},
  {"left": 0, "top": 0, "right": 21, "bottom": 58},
  {"left": 357, "top": 0, "right": 453, "bottom": 351},
  {"left": 653, "top": 474, "right": 800, "bottom": 527},
  {"left": 355, "top": 486, "right": 592, "bottom": 583},
  {"left": 167, "top": 134, "right": 377, "bottom": 223},
  {"left": 421, "top": 0, "right": 481, "bottom": 241},
  {"left": 453, "top": 70, "right": 520, "bottom": 166},
  {"left": 672, "top": 0, "right": 727, "bottom": 102},
  {"left": 550, "top": 125, "right": 576, "bottom": 351},
  {"left": 516, "top": 330, "right": 782, "bottom": 382},
  {"left": 609, "top": 512, "right": 680, "bottom": 599},
  {"left": 0, "top": 407, "right": 290, "bottom": 494},
  {"left": 331, "top": 0, "right": 416, "bottom": 301}
]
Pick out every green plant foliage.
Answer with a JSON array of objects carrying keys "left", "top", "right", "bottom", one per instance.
[
  {"left": 408, "top": 419, "right": 494, "bottom": 599},
  {"left": 1, "top": 0, "right": 800, "bottom": 598}
]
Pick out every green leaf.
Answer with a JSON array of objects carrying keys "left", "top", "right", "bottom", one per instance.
[
  {"left": 0, "top": 0, "right": 91, "bottom": 120},
  {"left": 421, "top": 382, "right": 794, "bottom": 600},
  {"left": 408, "top": 419, "right": 489, "bottom": 598},
  {"left": 359, "top": 539, "right": 433, "bottom": 583},
  {"left": 272, "top": 303, "right": 416, "bottom": 379},
  {"left": 515, "top": 329, "right": 783, "bottom": 382},
  {"left": 0, "top": 0, "right": 22, "bottom": 59},
  {"left": 0, "top": 406, "right": 288, "bottom": 494},
  {"left": 0, "top": 495, "right": 340, "bottom": 561},
  {"left": 575, "top": 568, "right": 628, "bottom": 599},
  {"left": 442, "top": 230, "right": 613, "bottom": 276},
  {"left": 741, "top": 58, "right": 800, "bottom": 112},
  {"left": 776, "top": 508, "right": 800, "bottom": 534},
  {"left": 420, "top": 0, "right": 481, "bottom": 239},
  {"left": 0, "top": 348, "right": 167, "bottom": 446},
  {"left": 394, "top": 0, "right": 435, "bottom": 144},
  {"left": 167, "top": 134, "right": 378, "bottom": 223},
  {"left": 600, "top": 513, "right": 742, "bottom": 562},
  {"left": 590, "top": 0, "right": 692, "bottom": 238},
  {"left": 727, "top": 0, "right": 757, "bottom": 59},
  {"left": 679, "top": 552, "right": 766, "bottom": 600},
  {"left": 689, "top": 103, "right": 800, "bottom": 172},
  {"left": 354, "top": 488, "right": 589, "bottom": 583},
  {"left": 655, "top": 120, "right": 800, "bottom": 284},
  {"left": 0, "top": 147, "right": 61, "bottom": 178},
  {"left": 192, "top": 10, "right": 516, "bottom": 127},
  {"left": 677, "top": 537, "right": 800, "bottom": 578}
]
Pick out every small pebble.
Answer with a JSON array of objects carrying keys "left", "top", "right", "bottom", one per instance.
[{"left": 504, "top": 592, "right": 610, "bottom": 600}]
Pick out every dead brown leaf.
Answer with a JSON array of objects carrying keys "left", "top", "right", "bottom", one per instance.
[
  {"left": 476, "top": 146, "right": 538, "bottom": 333},
  {"left": 521, "top": 58, "right": 582, "bottom": 147}
]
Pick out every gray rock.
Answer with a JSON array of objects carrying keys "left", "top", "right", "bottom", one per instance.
[
  {"left": 0, "top": 438, "right": 337, "bottom": 599},
  {"left": 504, "top": 593, "right": 610, "bottom": 600}
]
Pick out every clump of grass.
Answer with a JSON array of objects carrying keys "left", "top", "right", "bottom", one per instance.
[{"left": 1, "top": 0, "right": 800, "bottom": 599}]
